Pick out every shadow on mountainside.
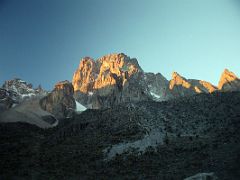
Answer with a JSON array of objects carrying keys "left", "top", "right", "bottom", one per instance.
[{"left": 0, "top": 92, "right": 240, "bottom": 179}]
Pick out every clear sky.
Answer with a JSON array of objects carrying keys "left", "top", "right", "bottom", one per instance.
[{"left": 0, "top": 0, "right": 240, "bottom": 90}]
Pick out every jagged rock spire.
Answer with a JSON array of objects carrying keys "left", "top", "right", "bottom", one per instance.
[{"left": 218, "top": 69, "right": 240, "bottom": 91}]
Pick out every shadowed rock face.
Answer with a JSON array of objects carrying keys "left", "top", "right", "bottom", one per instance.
[
  {"left": 144, "top": 72, "right": 172, "bottom": 101},
  {"left": 1, "top": 92, "right": 238, "bottom": 179},
  {"left": 2, "top": 78, "right": 47, "bottom": 102},
  {"left": 218, "top": 69, "right": 240, "bottom": 91},
  {"left": 73, "top": 53, "right": 149, "bottom": 109},
  {"left": 0, "top": 88, "right": 16, "bottom": 112},
  {"left": 40, "top": 80, "right": 76, "bottom": 119}
]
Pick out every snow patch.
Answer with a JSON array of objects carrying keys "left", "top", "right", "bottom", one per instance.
[
  {"left": 21, "top": 93, "right": 36, "bottom": 98},
  {"left": 88, "top": 92, "right": 94, "bottom": 96},
  {"left": 104, "top": 129, "right": 165, "bottom": 160},
  {"left": 75, "top": 100, "right": 87, "bottom": 113},
  {"left": 150, "top": 91, "right": 161, "bottom": 99}
]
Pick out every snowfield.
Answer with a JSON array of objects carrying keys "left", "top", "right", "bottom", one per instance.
[{"left": 75, "top": 100, "right": 87, "bottom": 113}]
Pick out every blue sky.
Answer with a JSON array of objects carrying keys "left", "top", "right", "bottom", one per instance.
[{"left": 0, "top": 0, "right": 240, "bottom": 90}]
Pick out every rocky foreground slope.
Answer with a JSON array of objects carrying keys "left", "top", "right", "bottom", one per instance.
[{"left": 0, "top": 92, "right": 240, "bottom": 179}]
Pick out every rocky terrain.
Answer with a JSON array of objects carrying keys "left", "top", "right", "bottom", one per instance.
[
  {"left": 218, "top": 69, "right": 240, "bottom": 91},
  {"left": 0, "top": 91, "right": 240, "bottom": 179},
  {"left": 40, "top": 80, "right": 77, "bottom": 119},
  {"left": 2, "top": 78, "right": 47, "bottom": 102},
  {"left": 0, "top": 99, "right": 58, "bottom": 128},
  {"left": 72, "top": 53, "right": 150, "bottom": 109},
  {"left": 0, "top": 88, "right": 17, "bottom": 112},
  {"left": 72, "top": 53, "right": 239, "bottom": 109},
  {"left": 0, "top": 53, "right": 240, "bottom": 179},
  {"left": 0, "top": 79, "right": 47, "bottom": 113},
  {"left": 0, "top": 79, "right": 86, "bottom": 127}
]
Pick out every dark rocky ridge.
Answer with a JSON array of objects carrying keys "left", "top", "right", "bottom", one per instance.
[
  {"left": 0, "top": 92, "right": 240, "bottom": 179},
  {"left": 0, "top": 88, "right": 17, "bottom": 112},
  {"left": 40, "top": 80, "right": 76, "bottom": 119}
]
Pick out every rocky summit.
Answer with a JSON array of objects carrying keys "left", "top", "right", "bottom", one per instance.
[
  {"left": 73, "top": 53, "right": 149, "bottom": 109},
  {"left": 218, "top": 69, "right": 240, "bottom": 91},
  {"left": 169, "top": 72, "right": 217, "bottom": 97},
  {"left": 40, "top": 80, "right": 76, "bottom": 119},
  {"left": 72, "top": 53, "right": 238, "bottom": 109},
  {"left": 2, "top": 78, "right": 47, "bottom": 102}
]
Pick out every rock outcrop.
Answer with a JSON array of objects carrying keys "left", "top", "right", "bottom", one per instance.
[
  {"left": 188, "top": 79, "right": 217, "bottom": 93},
  {"left": 144, "top": 72, "right": 172, "bottom": 101},
  {"left": 72, "top": 53, "right": 229, "bottom": 109},
  {"left": 0, "top": 88, "right": 17, "bottom": 113},
  {"left": 73, "top": 53, "right": 150, "bottom": 109},
  {"left": 2, "top": 78, "right": 47, "bottom": 102},
  {"left": 169, "top": 72, "right": 217, "bottom": 97},
  {"left": 40, "top": 80, "right": 76, "bottom": 119},
  {"left": 218, "top": 69, "right": 240, "bottom": 91}
]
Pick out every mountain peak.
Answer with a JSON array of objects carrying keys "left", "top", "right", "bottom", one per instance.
[
  {"left": 72, "top": 53, "right": 147, "bottom": 109},
  {"left": 170, "top": 72, "right": 190, "bottom": 89},
  {"left": 222, "top": 68, "right": 238, "bottom": 79},
  {"left": 218, "top": 69, "right": 240, "bottom": 91},
  {"left": 172, "top": 71, "right": 183, "bottom": 79}
]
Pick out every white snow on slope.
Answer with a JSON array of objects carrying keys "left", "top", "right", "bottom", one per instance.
[
  {"left": 88, "top": 92, "right": 94, "bottom": 96},
  {"left": 103, "top": 129, "right": 165, "bottom": 160},
  {"left": 21, "top": 93, "right": 36, "bottom": 99},
  {"left": 150, "top": 91, "right": 161, "bottom": 99},
  {"left": 75, "top": 100, "right": 87, "bottom": 113}
]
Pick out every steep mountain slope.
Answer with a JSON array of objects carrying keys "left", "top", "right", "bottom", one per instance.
[
  {"left": 73, "top": 53, "right": 150, "bottom": 109},
  {"left": 72, "top": 53, "right": 225, "bottom": 109},
  {"left": 169, "top": 72, "right": 217, "bottom": 97},
  {"left": 218, "top": 69, "right": 240, "bottom": 91},
  {"left": 0, "top": 99, "right": 58, "bottom": 128},
  {"left": 40, "top": 80, "right": 77, "bottom": 119},
  {"left": 0, "top": 78, "right": 48, "bottom": 114},
  {"left": 0, "top": 92, "right": 240, "bottom": 179},
  {"left": 144, "top": 72, "right": 172, "bottom": 101},
  {"left": 2, "top": 78, "right": 47, "bottom": 102},
  {"left": 0, "top": 88, "right": 17, "bottom": 112}
]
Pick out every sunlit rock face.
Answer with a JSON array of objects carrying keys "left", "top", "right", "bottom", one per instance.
[
  {"left": 218, "top": 69, "right": 240, "bottom": 91},
  {"left": 188, "top": 80, "right": 217, "bottom": 93},
  {"left": 72, "top": 57, "right": 97, "bottom": 93},
  {"left": 169, "top": 72, "right": 217, "bottom": 97},
  {"left": 73, "top": 53, "right": 150, "bottom": 109},
  {"left": 72, "top": 53, "right": 223, "bottom": 108},
  {"left": 169, "top": 72, "right": 196, "bottom": 97},
  {"left": 40, "top": 80, "right": 76, "bottom": 119}
]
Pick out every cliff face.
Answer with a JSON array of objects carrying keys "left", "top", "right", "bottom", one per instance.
[
  {"left": 0, "top": 88, "right": 16, "bottom": 112},
  {"left": 73, "top": 53, "right": 149, "bottom": 109},
  {"left": 40, "top": 80, "right": 76, "bottom": 119},
  {"left": 72, "top": 53, "right": 239, "bottom": 109},
  {"left": 144, "top": 72, "right": 172, "bottom": 101},
  {"left": 218, "top": 69, "right": 240, "bottom": 91}
]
